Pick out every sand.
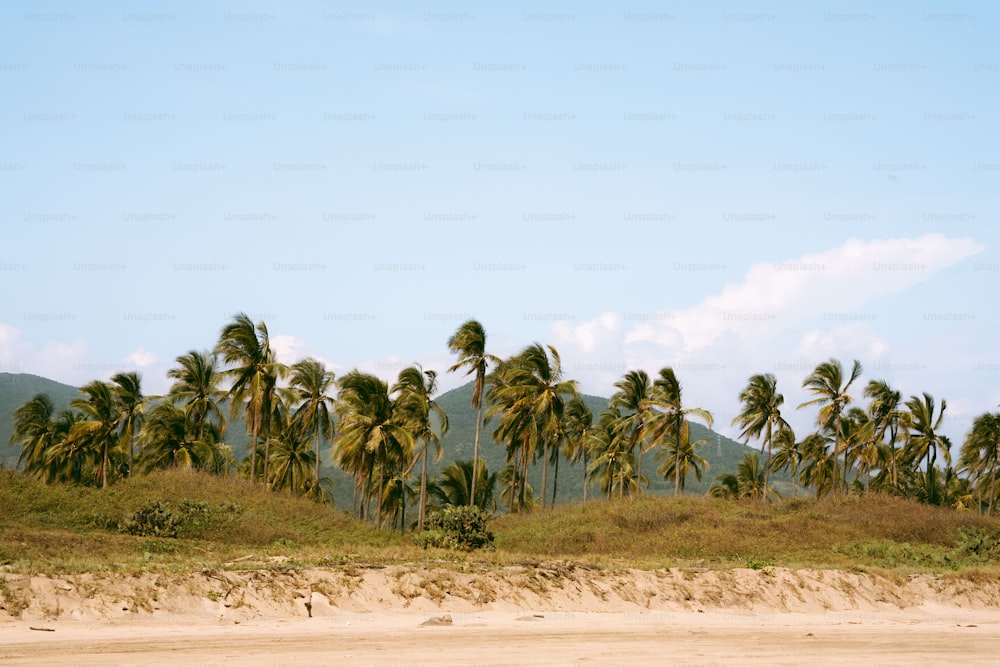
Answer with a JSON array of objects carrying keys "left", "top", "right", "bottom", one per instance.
[{"left": 2, "top": 565, "right": 999, "bottom": 665}]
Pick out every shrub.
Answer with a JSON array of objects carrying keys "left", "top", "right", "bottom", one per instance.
[
  {"left": 416, "top": 506, "right": 494, "bottom": 551},
  {"left": 120, "top": 501, "right": 180, "bottom": 538},
  {"left": 956, "top": 527, "right": 998, "bottom": 563}
]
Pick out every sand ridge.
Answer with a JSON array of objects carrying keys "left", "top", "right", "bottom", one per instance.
[{"left": 2, "top": 565, "right": 999, "bottom": 665}]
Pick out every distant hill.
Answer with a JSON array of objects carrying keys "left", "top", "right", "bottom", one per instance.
[
  {"left": 1, "top": 373, "right": 81, "bottom": 468},
  {"left": 2, "top": 373, "right": 783, "bottom": 507}
]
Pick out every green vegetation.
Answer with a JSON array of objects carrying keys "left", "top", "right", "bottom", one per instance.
[
  {"left": 5, "top": 315, "right": 1000, "bottom": 551},
  {"left": 1, "top": 467, "right": 998, "bottom": 575},
  {"left": 416, "top": 505, "right": 494, "bottom": 551}
]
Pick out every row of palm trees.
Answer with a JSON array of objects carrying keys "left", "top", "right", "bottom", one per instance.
[
  {"left": 719, "top": 360, "right": 993, "bottom": 509},
  {"left": 10, "top": 315, "right": 1000, "bottom": 525}
]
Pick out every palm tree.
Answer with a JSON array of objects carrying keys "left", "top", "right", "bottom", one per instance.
[
  {"left": 41, "top": 410, "right": 92, "bottom": 484},
  {"left": 427, "top": 459, "right": 498, "bottom": 512},
  {"left": 216, "top": 313, "right": 286, "bottom": 485},
  {"left": 768, "top": 426, "right": 801, "bottom": 496},
  {"left": 111, "top": 371, "right": 144, "bottom": 478},
  {"left": 733, "top": 373, "right": 787, "bottom": 493},
  {"left": 10, "top": 393, "right": 59, "bottom": 480},
  {"left": 499, "top": 463, "right": 535, "bottom": 513},
  {"left": 610, "top": 370, "right": 653, "bottom": 492},
  {"left": 709, "top": 453, "right": 775, "bottom": 500},
  {"left": 268, "top": 417, "right": 316, "bottom": 496},
  {"left": 864, "top": 379, "right": 905, "bottom": 491},
  {"left": 644, "top": 367, "right": 713, "bottom": 496},
  {"left": 562, "top": 398, "right": 594, "bottom": 504},
  {"left": 904, "top": 392, "right": 952, "bottom": 471},
  {"left": 447, "top": 320, "right": 499, "bottom": 506},
  {"left": 68, "top": 381, "right": 122, "bottom": 488},
  {"left": 392, "top": 365, "right": 448, "bottom": 527},
  {"left": 799, "top": 358, "right": 863, "bottom": 494},
  {"left": 167, "top": 350, "right": 227, "bottom": 443},
  {"left": 486, "top": 344, "right": 578, "bottom": 510},
  {"left": 735, "top": 452, "right": 774, "bottom": 500},
  {"left": 334, "top": 370, "right": 414, "bottom": 525},
  {"left": 960, "top": 413, "right": 1000, "bottom": 514},
  {"left": 587, "top": 406, "right": 638, "bottom": 499},
  {"left": 799, "top": 432, "right": 837, "bottom": 497},
  {"left": 838, "top": 407, "right": 878, "bottom": 492},
  {"left": 139, "top": 402, "right": 226, "bottom": 471},
  {"left": 289, "top": 357, "right": 336, "bottom": 492},
  {"left": 654, "top": 418, "right": 710, "bottom": 494}
]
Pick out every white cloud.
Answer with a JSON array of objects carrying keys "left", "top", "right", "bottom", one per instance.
[
  {"left": 626, "top": 234, "right": 982, "bottom": 354},
  {"left": 270, "top": 334, "right": 307, "bottom": 365},
  {"left": 125, "top": 348, "right": 158, "bottom": 368},
  {"left": 549, "top": 313, "right": 626, "bottom": 394},
  {"left": 797, "top": 324, "right": 890, "bottom": 361}
]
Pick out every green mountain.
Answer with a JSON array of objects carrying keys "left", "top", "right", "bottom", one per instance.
[{"left": 2, "top": 373, "right": 780, "bottom": 508}]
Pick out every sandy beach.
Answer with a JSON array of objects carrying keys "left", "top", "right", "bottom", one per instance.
[{"left": 2, "top": 565, "right": 999, "bottom": 665}]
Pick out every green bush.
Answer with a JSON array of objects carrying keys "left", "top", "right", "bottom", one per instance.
[
  {"left": 416, "top": 506, "right": 494, "bottom": 551},
  {"left": 120, "top": 501, "right": 180, "bottom": 538},
  {"left": 956, "top": 527, "right": 998, "bottom": 562}
]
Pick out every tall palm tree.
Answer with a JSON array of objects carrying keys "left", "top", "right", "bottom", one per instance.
[
  {"left": 289, "top": 357, "right": 336, "bottom": 491},
  {"left": 68, "top": 381, "right": 122, "bottom": 488},
  {"left": 733, "top": 373, "right": 787, "bottom": 493},
  {"left": 427, "top": 459, "right": 498, "bottom": 512},
  {"left": 904, "top": 392, "right": 952, "bottom": 471},
  {"left": 167, "top": 350, "right": 227, "bottom": 443},
  {"left": 838, "top": 407, "right": 878, "bottom": 491},
  {"left": 644, "top": 367, "right": 713, "bottom": 496},
  {"left": 392, "top": 365, "right": 448, "bottom": 527},
  {"left": 960, "top": 413, "right": 1000, "bottom": 514},
  {"left": 111, "top": 371, "right": 144, "bottom": 478},
  {"left": 486, "top": 344, "right": 578, "bottom": 510},
  {"left": 216, "top": 313, "right": 286, "bottom": 485},
  {"left": 610, "top": 370, "right": 653, "bottom": 493},
  {"left": 799, "top": 358, "right": 863, "bottom": 494},
  {"left": 447, "top": 319, "right": 499, "bottom": 506},
  {"left": 334, "top": 370, "right": 414, "bottom": 524},
  {"left": 864, "top": 379, "right": 905, "bottom": 491},
  {"left": 10, "top": 393, "right": 59, "bottom": 480},
  {"left": 562, "top": 398, "right": 594, "bottom": 504}
]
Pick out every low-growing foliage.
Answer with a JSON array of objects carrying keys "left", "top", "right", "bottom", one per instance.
[{"left": 416, "top": 506, "right": 494, "bottom": 551}]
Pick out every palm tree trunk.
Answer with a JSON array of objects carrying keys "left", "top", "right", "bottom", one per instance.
[
  {"left": 551, "top": 448, "right": 559, "bottom": 508},
  {"left": 419, "top": 441, "right": 429, "bottom": 526},
  {"left": 250, "top": 411, "right": 259, "bottom": 485},
  {"left": 314, "top": 427, "right": 321, "bottom": 488},
  {"left": 519, "top": 440, "right": 529, "bottom": 511},
  {"left": 763, "top": 421, "right": 772, "bottom": 497},
  {"left": 636, "top": 446, "right": 642, "bottom": 496},
  {"left": 470, "top": 401, "right": 483, "bottom": 506},
  {"left": 541, "top": 441, "right": 549, "bottom": 505},
  {"left": 399, "top": 478, "right": 406, "bottom": 533},
  {"left": 582, "top": 449, "right": 588, "bottom": 505},
  {"left": 101, "top": 439, "right": 109, "bottom": 488}
]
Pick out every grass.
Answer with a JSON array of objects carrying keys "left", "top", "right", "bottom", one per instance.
[{"left": 1, "top": 469, "right": 999, "bottom": 575}]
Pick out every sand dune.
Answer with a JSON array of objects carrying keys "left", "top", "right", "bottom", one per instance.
[{"left": 2, "top": 565, "right": 999, "bottom": 665}]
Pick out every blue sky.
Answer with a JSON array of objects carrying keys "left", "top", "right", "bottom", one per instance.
[{"left": 1, "top": 1, "right": 997, "bottom": 446}]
